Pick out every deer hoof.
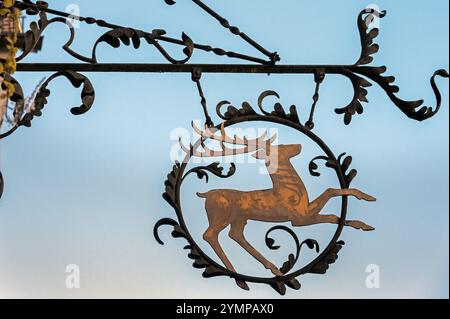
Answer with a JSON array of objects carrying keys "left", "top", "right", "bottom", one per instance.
[{"left": 359, "top": 192, "right": 376, "bottom": 202}]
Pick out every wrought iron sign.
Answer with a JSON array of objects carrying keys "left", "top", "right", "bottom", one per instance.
[{"left": 0, "top": 0, "right": 448, "bottom": 295}]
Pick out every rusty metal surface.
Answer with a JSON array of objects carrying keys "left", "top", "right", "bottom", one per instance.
[{"left": 0, "top": 170, "right": 3, "bottom": 199}]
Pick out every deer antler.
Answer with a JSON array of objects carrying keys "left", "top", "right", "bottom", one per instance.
[
  {"left": 179, "top": 122, "right": 277, "bottom": 157},
  {"left": 192, "top": 122, "right": 271, "bottom": 146}
]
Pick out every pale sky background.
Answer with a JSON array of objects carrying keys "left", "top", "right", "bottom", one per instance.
[{"left": 0, "top": 0, "right": 448, "bottom": 299}]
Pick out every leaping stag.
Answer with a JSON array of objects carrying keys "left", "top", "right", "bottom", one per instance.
[{"left": 180, "top": 123, "right": 376, "bottom": 285}]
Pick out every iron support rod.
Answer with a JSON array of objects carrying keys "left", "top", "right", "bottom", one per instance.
[{"left": 190, "top": 0, "right": 278, "bottom": 62}]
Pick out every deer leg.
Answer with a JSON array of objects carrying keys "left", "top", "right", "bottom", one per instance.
[
  {"left": 303, "top": 214, "right": 375, "bottom": 231},
  {"left": 308, "top": 188, "right": 376, "bottom": 216},
  {"left": 203, "top": 226, "right": 250, "bottom": 291},
  {"left": 229, "top": 222, "right": 284, "bottom": 277}
]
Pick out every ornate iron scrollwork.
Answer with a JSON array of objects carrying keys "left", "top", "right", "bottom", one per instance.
[
  {"left": 0, "top": 4, "right": 446, "bottom": 143},
  {"left": 0, "top": 70, "right": 94, "bottom": 139},
  {"left": 155, "top": 91, "right": 376, "bottom": 294}
]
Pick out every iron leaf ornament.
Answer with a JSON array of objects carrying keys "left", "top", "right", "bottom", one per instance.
[{"left": 0, "top": 0, "right": 448, "bottom": 295}]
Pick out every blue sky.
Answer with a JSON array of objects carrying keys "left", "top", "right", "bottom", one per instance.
[{"left": 0, "top": 0, "right": 448, "bottom": 298}]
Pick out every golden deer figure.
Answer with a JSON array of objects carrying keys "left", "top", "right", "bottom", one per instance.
[{"left": 180, "top": 123, "right": 376, "bottom": 281}]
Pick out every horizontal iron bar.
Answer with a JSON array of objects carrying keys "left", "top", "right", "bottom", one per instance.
[{"left": 17, "top": 63, "right": 352, "bottom": 74}]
